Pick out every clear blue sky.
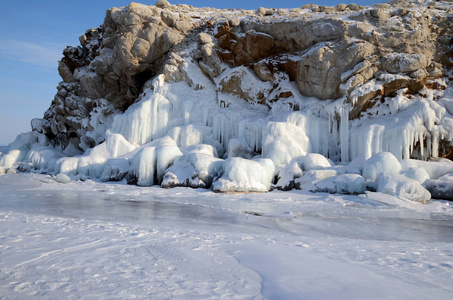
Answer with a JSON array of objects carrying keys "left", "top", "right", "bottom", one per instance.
[{"left": 0, "top": 0, "right": 383, "bottom": 145}]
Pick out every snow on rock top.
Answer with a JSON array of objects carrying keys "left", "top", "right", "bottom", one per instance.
[{"left": 1, "top": 0, "right": 453, "bottom": 200}]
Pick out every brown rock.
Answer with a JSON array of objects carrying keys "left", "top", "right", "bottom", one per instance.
[
  {"left": 244, "top": 32, "right": 275, "bottom": 61},
  {"left": 254, "top": 61, "right": 274, "bottom": 82},
  {"left": 349, "top": 86, "right": 383, "bottom": 119}
]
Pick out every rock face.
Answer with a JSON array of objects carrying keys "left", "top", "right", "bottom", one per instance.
[{"left": 31, "top": 0, "right": 452, "bottom": 161}]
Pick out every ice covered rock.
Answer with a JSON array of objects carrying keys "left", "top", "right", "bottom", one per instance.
[
  {"left": 55, "top": 132, "right": 136, "bottom": 178},
  {"left": 401, "top": 159, "right": 453, "bottom": 180},
  {"left": 100, "top": 158, "right": 130, "bottom": 182},
  {"left": 0, "top": 167, "right": 5, "bottom": 175},
  {"left": 0, "top": 132, "right": 40, "bottom": 169},
  {"left": 162, "top": 153, "right": 223, "bottom": 189},
  {"left": 127, "top": 137, "right": 182, "bottom": 186},
  {"left": 161, "top": 145, "right": 222, "bottom": 189},
  {"left": 22, "top": 145, "right": 64, "bottom": 173},
  {"left": 6, "top": 168, "right": 17, "bottom": 174},
  {"left": 228, "top": 138, "right": 253, "bottom": 159},
  {"left": 262, "top": 122, "right": 309, "bottom": 167},
  {"left": 376, "top": 173, "right": 431, "bottom": 203},
  {"left": 212, "top": 157, "right": 275, "bottom": 193},
  {"left": 275, "top": 161, "right": 303, "bottom": 191},
  {"left": 344, "top": 155, "right": 366, "bottom": 175},
  {"left": 311, "top": 174, "right": 366, "bottom": 195},
  {"left": 55, "top": 173, "right": 71, "bottom": 184},
  {"left": 438, "top": 173, "right": 453, "bottom": 182},
  {"left": 296, "top": 169, "right": 338, "bottom": 190},
  {"left": 300, "top": 153, "right": 333, "bottom": 171},
  {"left": 362, "top": 152, "right": 402, "bottom": 182},
  {"left": 423, "top": 179, "right": 453, "bottom": 201},
  {"left": 404, "top": 167, "right": 430, "bottom": 184}
]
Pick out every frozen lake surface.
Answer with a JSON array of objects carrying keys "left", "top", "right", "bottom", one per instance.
[{"left": 1, "top": 173, "right": 453, "bottom": 299}]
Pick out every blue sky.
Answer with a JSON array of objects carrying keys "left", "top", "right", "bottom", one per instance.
[{"left": 0, "top": 0, "right": 382, "bottom": 145}]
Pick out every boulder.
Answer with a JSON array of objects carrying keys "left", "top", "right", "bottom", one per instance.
[
  {"left": 155, "top": 0, "right": 171, "bottom": 8},
  {"left": 300, "top": 153, "right": 333, "bottom": 171},
  {"left": 55, "top": 173, "right": 71, "bottom": 184},
  {"left": 311, "top": 174, "right": 367, "bottom": 194},
  {"left": 376, "top": 174, "right": 431, "bottom": 203},
  {"left": 423, "top": 179, "right": 453, "bottom": 201},
  {"left": 382, "top": 53, "right": 431, "bottom": 74},
  {"left": 362, "top": 152, "right": 402, "bottom": 182},
  {"left": 6, "top": 168, "right": 17, "bottom": 174},
  {"left": 275, "top": 161, "right": 303, "bottom": 191}
]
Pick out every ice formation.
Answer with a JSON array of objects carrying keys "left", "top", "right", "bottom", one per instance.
[{"left": 1, "top": 0, "right": 453, "bottom": 200}]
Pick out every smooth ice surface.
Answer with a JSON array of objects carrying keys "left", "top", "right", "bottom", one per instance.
[{"left": 1, "top": 173, "right": 453, "bottom": 299}]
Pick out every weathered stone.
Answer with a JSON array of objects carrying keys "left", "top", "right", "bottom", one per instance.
[
  {"left": 254, "top": 61, "right": 274, "bottom": 82},
  {"left": 370, "top": 8, "right": 389, "bottom": 21},
  {"left": 131, "top": 38, "right": 151, "bottom": 58},
  {"left": 198, "top": 32, "right": 212, "bottom": 45},
  {"left": 349, "top": 85, "right": 383, "bottom": 119},
  {"left": 161, "top": 9, "right": 179, "bottom": 27},
  {"left": 218, "top": 67, "right": 272, "bottom": 104},
  {"left": 296, "top": 41, "right": 375, "bottom": 99},
  {"left": 256, "top": 7, "right": 266, "bottom": 16},
  {"left": 335, "top": 4, "right": 347, "bottom": 11},
  {"left": 58, "top": 60, "right": 75, "bottom": 83},
  {"left": 244, "top": 32, "right": 275, "bottom": 61},
  {"left": 155, "top": 0, "right": 171, "bottom": 8},
  {"left": 6, "top": 168, "right": 17, "bottom": 174},
  {"left": 409, "top": 69, "right": 428, "bottom": 81},
  {"left": 347, "top": 3, "right": 361, "bottom": 11},
  {"left": 382, "top": 53, "right": 431, "bottom": 74}
]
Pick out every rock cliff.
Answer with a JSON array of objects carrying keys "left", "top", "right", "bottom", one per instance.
[{"left": 35, "top": 0, "right": 453, "bottom": 158}]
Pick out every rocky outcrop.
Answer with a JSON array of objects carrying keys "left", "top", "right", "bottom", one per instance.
[{"left": 34, "top": 0, "right": 452, "bottom": 159}]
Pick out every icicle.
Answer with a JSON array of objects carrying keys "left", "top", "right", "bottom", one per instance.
[
  {"left": 339, "top": 105, "right": 350, "bottom": 163},
  {"left": 152, "top": 74, "right": 165, "bottom": 95}
]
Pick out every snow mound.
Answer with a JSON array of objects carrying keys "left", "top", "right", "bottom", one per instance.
[
  {"left": 312, "top": 174, "right": 367, "bottom": 195},
  {"left": 376, "top": 174, "right": 431, "bottom": 203},
  {"left": 212, "top": 157, "right": 275, "bottom": 193},
  {"left": 362, "top": 152, "right": 402, "bottom": 182}
]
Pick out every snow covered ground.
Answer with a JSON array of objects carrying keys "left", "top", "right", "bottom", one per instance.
[{"left": 1, "top": 173, "right": 453, "bottom": 299}]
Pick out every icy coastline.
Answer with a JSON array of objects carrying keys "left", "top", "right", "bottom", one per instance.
[{"left": 1, "top": 0, "right": 453, "bottom": 201}]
